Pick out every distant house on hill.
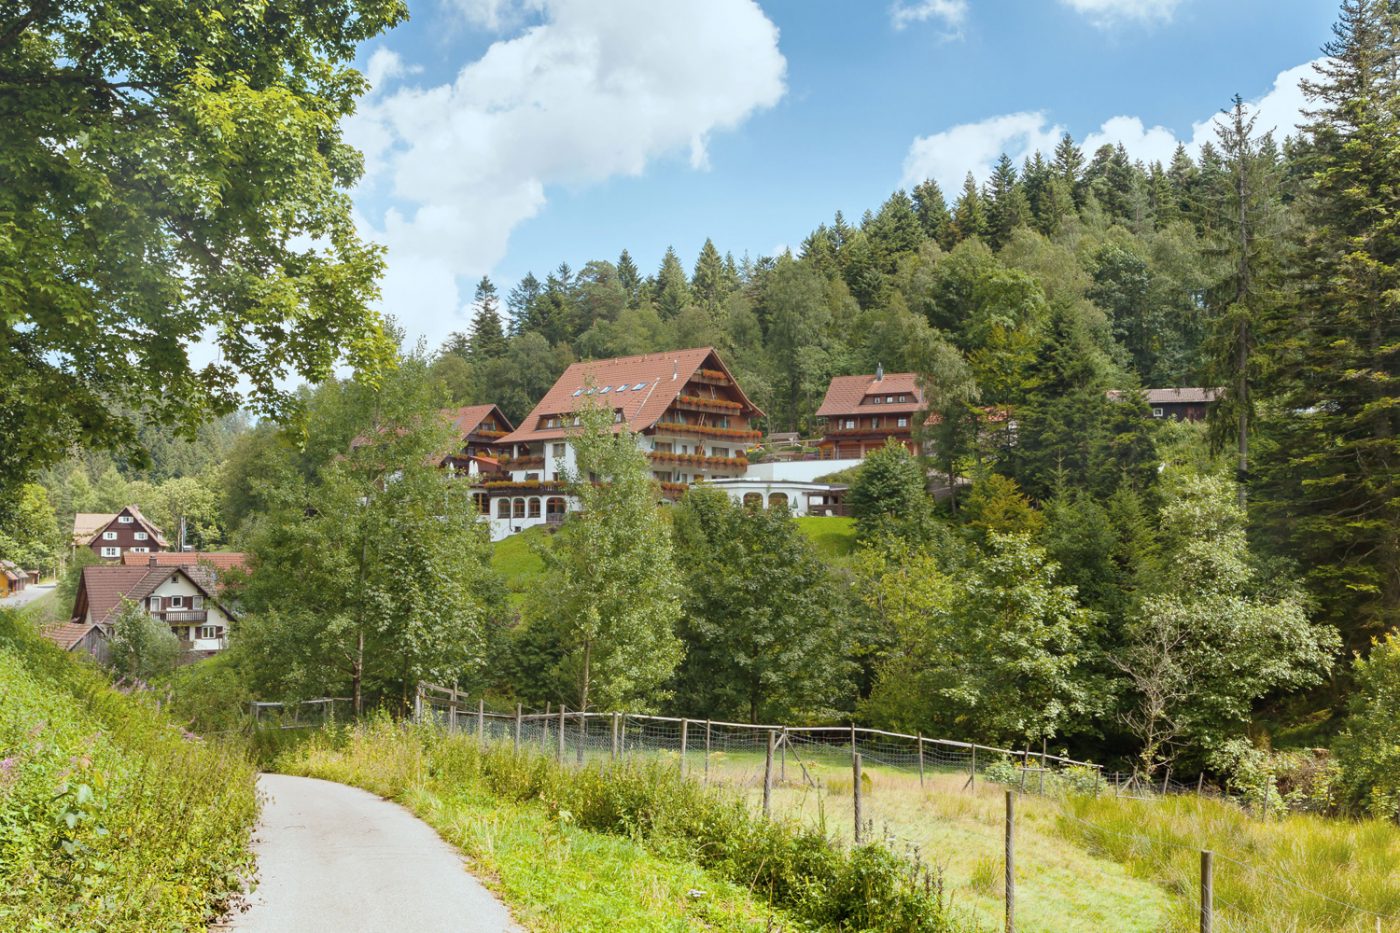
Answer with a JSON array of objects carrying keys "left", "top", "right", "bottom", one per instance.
[
  {"left": 120, "top": 551, "right": 248, "bottom": 594},
  {"left": 1107, "top": 387, "right": 1219, "bottom": 422},
  {"left": 72, "top": 506, "right": 168, "bottom": 560},
  {"left": 815, "top": 367, "right": 925, "bottom": 459},
  {"left": 0, "top": 560, "right": 27, "bottom": 597},
  {"left": 47, "top": 562, "right": 238, "bottom": 663},
  {"left": 438, "top": 405, "right": 515, "bottom": 498},
  {"left": 476, "top": 347, "right": 764, "bottom": 539}
]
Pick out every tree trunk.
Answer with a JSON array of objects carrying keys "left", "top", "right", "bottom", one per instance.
[
  {"left": 352, "top": 629, "right": 364, "bottom": 718},
  {"left": 579, "top": 639, "right": 592, "bottom": 715}
]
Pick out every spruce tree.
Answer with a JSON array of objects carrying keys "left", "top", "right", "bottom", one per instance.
[
  {"left": 1258, "top": 0, "right": 1400, "bottom": 645},
  {"left": 653, "top": 246, "right": 691, "bottom": 319},
  {"left": 616, "top": 249, "right": 642, "bottom": 307},
  {"left": 691, "top": 238, "right": 729, "bottom": 316},
  {"left": 987, "top": 154, "right": 1031, "bottom": 248},
  {"left": 912, "top": 178, "right": 952, "bottom": 246},
  {"left": 506, "top": 272, "right": 543, "bottom": 336},
  {"left": 949, "top": 172, "right": 989, "bottom": 243},
  {"left": 1053, "top": 133, "right": 1086, "bottom": 203},
  {"left": 467, "top": 276, "right": 508, "bottom": 361}
]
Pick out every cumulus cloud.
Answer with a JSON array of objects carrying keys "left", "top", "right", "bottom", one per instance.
[
  {"left": 902, "top": 59, "right": 1318, "bottom": 193},
  {"left": 890, "top": 0, "right": 969, "bottom": 31},
  {"left": 349, "top": 0, "right": 786, "bottom": 344},
  {"left": 1060, "top": 0, "right": 1184, "bottom": 27}
]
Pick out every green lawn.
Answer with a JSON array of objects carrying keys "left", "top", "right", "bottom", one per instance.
[
  {"left": 795, "top": 515, "right": 858, "bottom": 563},
  {"left": 491, "top": 525, "right": 549, "bottom": 606}
]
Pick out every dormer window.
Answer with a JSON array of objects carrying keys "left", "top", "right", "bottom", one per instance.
[{"left": 118, "top": 515, "right": 133, "bottom": 524}]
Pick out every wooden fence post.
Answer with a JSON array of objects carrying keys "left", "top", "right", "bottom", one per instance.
[
  {"left": 680, "top": 719, "right": 689, "bottom": 776},
  {"left": 918, "top": 734, "right": 925, "bottom": 787},
  {"left": 704, "top": 720, "right": 712, "bottom": 784},
  {"left": 413, "top": 686, "right": 423, "bottom": 725},
  {"left": 576, "top": 710, "right": 585, "bottom": 765},
  {"left": 514, "top": 703, "right": 522, "bottom": 752},
  {"left": 610, "top": 712, "right": 619, "bottom": 760},
  {"left": 449, "top": 686, "right": 458, "bottom": 733},
  {"left": 1005, "top": 790, "right": 1015, "bottom": 933},
  {"left": 1200, "top": 850, "right": 1213, "bottom": 933},
  {"left": 557, "top": 704, "right": 566, "bottom": 763},
  {"left": 763, "top": 731, "right": 775, "bottom": 817},
  {"left": 853, "top": 752, "right": 864, "bottom": 845},
  {"left": 1163, "top": 767, "right": 1171, "bottom": 796},
  {"left": 780, "top": 726, "right": 787, "bottom": 783},
  {"left": 970, "top": 745, "right": 977, "bottom": 793},
  {"left": 477, "top": 698, "right": 485, "bottom": 746},
  {"left": 543, "top": 702, "right": 551, "bottom": 751}
]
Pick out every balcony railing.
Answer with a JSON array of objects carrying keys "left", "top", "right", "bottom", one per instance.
[
  {"left": 674, "top": 394, "right": 742, "bottom": 413},
  {"left": 653, "top": 422, "right": 761, "bottom": 442},
  {"left": 164, "top": 610, "right": 208, "bottom": 623},
  {"left": 497, "top": 455, "right": 545, "bottom": 469},
  {"left": 689, "top": 370, "right": 731, "bottom": 386},
  {"left": 647, "top": 451, "right": 748, "bottom": 470}
]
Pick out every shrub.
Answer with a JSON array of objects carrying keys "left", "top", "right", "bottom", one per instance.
[
  {"left": 1335, "top": 633, "right": 1400, "bottom": 819},
  {"left": 108, "top": 599, "right": 180, "bottom": 682}
]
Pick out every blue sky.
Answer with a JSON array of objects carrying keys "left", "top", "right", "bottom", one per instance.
[{"left": 345, "top": 0, "right": 1335, "bottom": 345}]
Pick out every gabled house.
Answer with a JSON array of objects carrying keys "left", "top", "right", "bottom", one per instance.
[
  {"left": 56, "top": 562, "right": 237, "bottom": 661},
  {"left": 0, "top": 560, "right": 26, "bottom": 597},
  {"left": 438, "top": 404, "right": 514, "bottom": 481},
  {"left": 73, "top": 506, "right": 168, "bottom": 560},
  {"left": 815, "top": 368, "right": 925, "bottom": 459},
  {"left": 1106, "top": 387, "right": 1219, "bottom": 422},
  {"left": 120, "top": 551, "right": 248, "bottom": 595},
  {"left": 476, "top": 347, "right": 764, "bottom": 539}
]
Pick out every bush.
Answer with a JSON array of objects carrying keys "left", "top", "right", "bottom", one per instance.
[
  {"left": 281, "top": 721, "right": 953, "bottom": 932},
  {"left": 0, "top": 609, "right": 256, "bottom": 930},
  {"left": 108, "top": 599, "right": 180, "bottom": 682},
  {"left": 1335, "top": 633, "right": 1400, "bottom": 819}
]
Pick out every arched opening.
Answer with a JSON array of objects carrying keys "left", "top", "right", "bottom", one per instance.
[
  {"left": 546, "top": 497, "right": 566, "bottom": 521},
  {"left": 512, "top": 498, "right": 526, "bottom": 519},
  {"left": 528, "top": 498, "right": 542, "bottom": 518},
  {"left": 496, "top": 498, "right": 511, "bottom": 519},
  {"left": 768, "top": 492, "right": 789, "bottom": 510},
  {"left": 742, "top": 492, "right": 762, "bottom": 508},
  {"left": 472, "top": 493, "right": 489, "bottom": 515}
]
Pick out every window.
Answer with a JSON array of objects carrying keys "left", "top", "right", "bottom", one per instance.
[
  {"left": 134, "top": 532, "right": 148, "bottom": 541},
  {"left": 193, "top": 595, "right": 204, "bottom": 609},
  {"left": 118, "top": 515, "right": 133, "bottom": 524},
  {"left": 615, "top": 384, "right": 627, "bottom": 393},
  {"left": 873, "top": 396, "right": 883, "bottom": 404},
  {"left": 712, "top": 447, "right": 729, "bottom": 458},
  {"left": 169, "top": 595, "right": 184, "bottom": 609},
  {"left": 129, "top": 546, "right": 148, "bottom": 554},
  {"left": 512, "top": 498, "right": 526, "bottom": 519},
  {"left": 101, "top": 546, "right": 119, "bottom": 558},
  {"left": 148, "top": 596, "right": 162, "bottom": 611},
  {"left": 897, "top": 417, "right": 909, "bottom": 428},
  {"left": 102, "top": 531, "right": 117, "bottom": 540},
  {"left": 653, "top": 471, "right": 672, "bottom": 482},
  {"left": 198, "top": 625, "right": 219, "bottom": 640},
  {"left": 598, "top": 385, "right": 611, "bottom": 394},
  {"left": 1152, "top": 407, "right": 1165, "bottom": 418},
  {"left": 572, "top": 388, "right": 583, "bottom": 397},
  {"left": 899, "top": 395, "right": 908, "bottom": 402},
  {"left": 886, "top": 395, "right": 894, "bottom": 404},
  {"left": 552, "top": 443, "right": 565, "bottom": 459},
  {"left": 844, "top": 419, "right": 856, "bottom": 429},
  {"left": 633, "top": 382, "right": 647, "bottom": 390},
  {"left": 497, "top": 499, "right": 511, "bottom": 518},
  {"left": 528, "top": 499, "right": 541, "bottom": 518}
]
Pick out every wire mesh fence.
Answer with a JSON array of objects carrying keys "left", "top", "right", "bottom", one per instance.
[{"left": 249, "top": 697, "right": 353, "bottom": 729}]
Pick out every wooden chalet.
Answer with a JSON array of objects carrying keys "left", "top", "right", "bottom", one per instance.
[
  {"left": 438, "top": 404, "right": 514, "bottom": 479},
  {"left": 56, "top": 562, "right": 238, "bottom": 661},
  {"left": 73, "top": 506, "right": 168, "bottom": 560},
  {"left": 0, "top": 560, "right": 26, "bottom": 598},
  {"left": 815, "top": 368, "right": 925, "bottom": 459},
  {"left": 477, "top": 347, "right": 764, "bottom": 538}
]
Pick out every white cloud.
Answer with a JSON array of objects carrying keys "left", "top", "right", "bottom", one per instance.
[
  {"left": 902, "top": 111, "right": 1064, "bottom": 192},
  {"left": 890, "top": 0, "right": 968, "bottom": 31},
  {"left": 1059, "top": 0, "right": 1184, "bottom": 27},
  {"left": 350, "top": 0, "right": 786, "bottom": 344},
  {"left": 901, "top": 59, "right": 1319, "bottom": 193}
]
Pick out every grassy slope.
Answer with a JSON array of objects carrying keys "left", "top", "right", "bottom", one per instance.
[
  {"left": 794, "top": 516, "right": 858, "bottom": 564},
  {"left": 0, "top": 606, "right": 257, "bottom": 930}
]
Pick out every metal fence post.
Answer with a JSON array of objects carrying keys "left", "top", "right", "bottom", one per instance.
[
  {"left": 557, "top": 704, "right": 566, "bottom": 763},
  {"left": 763, "top": 731, "right": 775, "bottom": 817},
  {"left": 514, "top": 703, "right": 522, "bottom": 752},
  {"left": 853, "top": 752, "right": 864, "bottom": 845},
  {"left": 970, "top": 744, "right": 977, "bottom": 792},
  {"left": 543, "top": 702, "right": 551, "bottom": 751},
  {"left": 577, "top": 709, "right": 585, "bottom": 765},
  {"left": 918, "top": 733, "right": 925, "bottom": 787},
  {"left": 610, "top": 712, "right": 619, "bottom": 760},
  {"left": 704, "top": 719, "right": 712, "bottom": 784},
  {"left": 477, "top": 699, "right": 485, "bottom": 746},
  {"left": 680, "top": 719, "right": 689, "bottom": 776},
  {"left": 1200, "top": 850, "right": 1213, "bottom": 933},
  {"left": 413, "top": 686, "right": 423, "bottom": 725},
  {"left": 1005, "top": 790, "right": 1015, "bottom": 933}
]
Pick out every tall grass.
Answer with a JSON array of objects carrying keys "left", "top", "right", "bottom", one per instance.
[
  {"left": 0, "top": 609, "right": 257, "bottom": 930},
  {"left": 279, "top": 717, "right": 957, "bottom": 932}
]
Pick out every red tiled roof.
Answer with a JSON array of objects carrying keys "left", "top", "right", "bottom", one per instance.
[
  {"left": 441, "top": 404, "right": 513, "bottom": 437},
  {"left": 77, "top": 565, "right": 223, "bottom": 625},
  {"left": 498, "top": 347, "right": 762, "bottom": 445},
  {"left": 816, "top": 373, "right": 925, "bottom": 418},
  {"left": 42, "top": 620, "right": 106, "bottom": 652},
  {"left": 1107, "top": 387, "right": 1220, "bottom": 405},
  {"left": 120, "top": 551, "right": 248, "bottom": 572}
]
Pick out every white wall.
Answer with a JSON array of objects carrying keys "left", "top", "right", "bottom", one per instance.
[{"left": 741, "top": 459, "right": 862, "bottom": 483}]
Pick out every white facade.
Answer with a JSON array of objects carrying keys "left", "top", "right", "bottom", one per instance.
[{"left": 703, "top": 478, "right": 847, "bottom": 517}]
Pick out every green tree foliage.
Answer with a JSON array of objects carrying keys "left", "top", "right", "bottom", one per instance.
[
  {"left": 1335, "top": 632, "right": 1400, "bottom": 818},
  {"left": 108, "top": 600, "right": 180, "bottom": 682},
  {"left": 0, "top": 0, "right": 404, "bottom": 502},
  {"left": 0, "top": 483, "right": 59, "bottom": 572},
  {"left": 529, "top": 401, "right": 682, "bottom": 712},
  {"left": 960, "top": 474, "right": 1044, "bottom": 539},
  {"left": 1255, "top": 1, "right": 1400, "bottom": 646},
  {"left": 468, "top": 276, "right": 509, "bottom": 361},
  {"left": 669, "top": 488, "right": 851, "bottom": 722},
  {"left": 1117, "top": 474, "right": 1337, "bottom": 775},
  {"left": 654, "top": 247, "right": 692, "bottom": 320},
  {"left": 236, "top": 352, "right": 498, "bottom": 713},
  {"left": 846, "top": 440, "right": 931, "bottom": 544},
  {"left": 859, "top": 534, "right": 1088, "bottom": 746}
]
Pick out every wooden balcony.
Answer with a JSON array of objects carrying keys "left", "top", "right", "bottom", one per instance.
[
  {"left": 689, "top": 369, "right": 731, "bottom": 386},
  {"left": 164, "top": 610, "right": 207, "bottom": 623},
  {"left": 674, "top": 394, "right": 742, "bottom": 414},
  {"left": 647, "top": 451, "right": 748, "bottom": 470},
  {"left": 653, "top": 422, "right": 761, "bottom": 442},
  {"left": 498, "top": 455, "right": 544, "bottom": 469}
]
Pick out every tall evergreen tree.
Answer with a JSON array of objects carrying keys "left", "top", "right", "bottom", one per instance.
[
  {"left": 691, "top": 238, "right": 730, "bottom": 316},
  {"left": 912, "top": 178, "right": 952, "bottom": 246},
  {"left": 1258, "top": 0, "right": 1400, "bottom": 645},
  {"left": 987, "top": 154, "right": 1031, "bottom": 248},
  {"left": 653, "top": 246, "right": 691, "bottom": 319},
  {"left": 467, "top": 276, "right": 508, "bottom": 361},
  {"left": 1053, "top": 133, "right": 1086, "bottom": 203},
  {"left": 506, "top": 272, "right": 544, "bottom": 336},
  {"left": 616, "top": 249, "right": 642, "bottom": 308},
  {"left": 949, "top": 172, "right": 989, "bottom": 242}
]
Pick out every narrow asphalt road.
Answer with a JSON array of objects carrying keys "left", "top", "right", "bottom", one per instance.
[
  {"left": 0, "top": 582, "right": 55, "bottom": 609},
  {"left": 223, "top": 773, "right": 519, "bottom": 933}
]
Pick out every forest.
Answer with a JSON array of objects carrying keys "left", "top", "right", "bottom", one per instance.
[{"left": 3, "top": 0, "right": 1396, "bottom": 823}]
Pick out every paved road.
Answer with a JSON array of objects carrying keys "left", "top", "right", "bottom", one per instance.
[
  {"left": 224, "top": 774, "right": 519, "bottom": 933},
  {"left": 0, "top": 582, "right": 55, "bottom": 610}
]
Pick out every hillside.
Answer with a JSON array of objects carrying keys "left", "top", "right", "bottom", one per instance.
[{"left": 0, "top": 606, "right": 257, "bottom": 930}]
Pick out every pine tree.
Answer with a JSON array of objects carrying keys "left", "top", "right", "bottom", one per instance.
[
  {"left": 653, "top": 246, "right": 691, "bottom": 319},
  {"left": 1053, "top": 133, "right": 1086, "bottom": 203},
  {"left": 866, "top": 190, "right": 925, "bottom": 273},
  {"left": 986, "top": 154, "right": 1031, "bottom": 248},
  {"left": 507, "top": 272, "right": 543, "bottom": 336},
  {"left": 912, "top": 178, "right": 952, "bottom": 246},
  {"left": 467, "top": 276, "right": 508, "bottom": 361},
  {"left": 1200, "top": 96, "right": 1283, "bottom": 510},
  {"left": 949, "top": 172, "right": 989, "bottom": 243},
  {"left": 616, "top": 249, "right": 642, "bottom": 307},
  {"left": 1258, "top": 0, "right": 1400, "bottom": 645},
  {"left": 691, "top": 238, "right": 729, "bottom": 315}
]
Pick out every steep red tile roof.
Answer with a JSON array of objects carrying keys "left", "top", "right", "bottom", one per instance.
[
  {"left": 441, "top": 404, "right": 513, "bottom": 437},
  {"left": 120, "top": 551, "right": 248, "bottom": 573},
  {"left": 816, "top": 373, "right": 925, "bottom": 418},
  {"left": 1106, "top": 387, "right": 1221, "bottom": 405},
  {"left": 499, "top": 347, "right": 762, "bottom": 445}
]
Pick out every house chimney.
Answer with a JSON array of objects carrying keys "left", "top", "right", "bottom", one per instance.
[
  {"left": 876, "top": 363, "right": 884, "bottom": 382},
  {"left": 672, "top": 359, "right": 679, "bottom": 381},
  {"left": 148, "top": 555, "right": 158, "bottom": 567}
]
